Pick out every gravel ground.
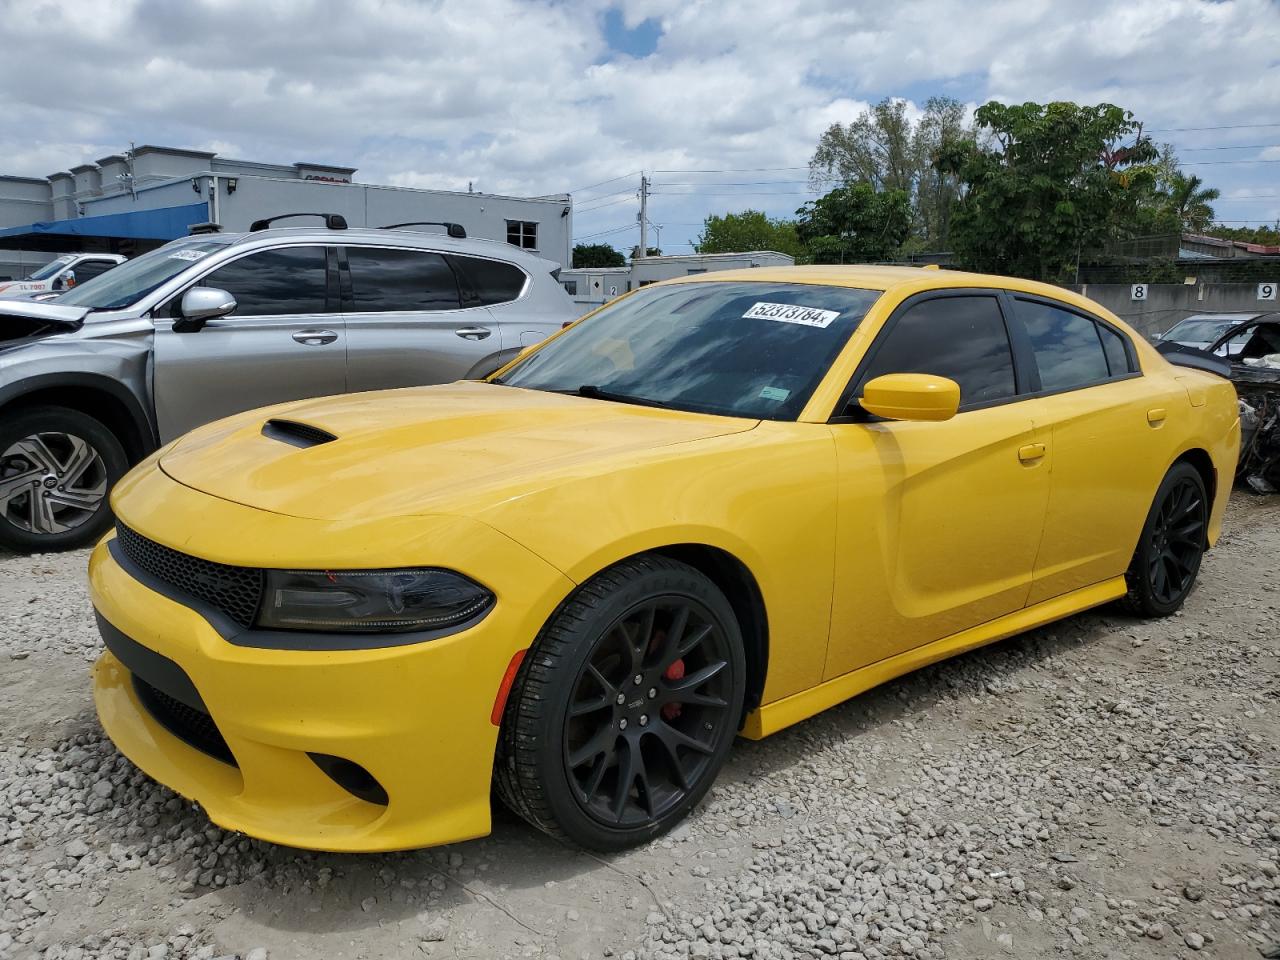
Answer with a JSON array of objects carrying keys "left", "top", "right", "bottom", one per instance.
[{"left": 0, "top": 492, "right": 1277, "bottom": 960}]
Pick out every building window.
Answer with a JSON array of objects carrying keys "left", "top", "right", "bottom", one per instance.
[
  {"left": 562, "top": 280, "right": 578, "bottom": 295},
  {"left": 506, "top": 220, "right": 538, "bottom": 250}
]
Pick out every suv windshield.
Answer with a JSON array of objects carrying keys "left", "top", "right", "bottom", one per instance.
[
  {"left": 27, "top": 256, "right": 75, "bottom": 281},
  {"left": 499, "top": 281, "right": 882, "bottom": 420},
  {"left": 57, "top": 239, "right": 233, "bottom": 310}
]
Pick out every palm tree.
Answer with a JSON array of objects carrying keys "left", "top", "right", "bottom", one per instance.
[{"left": 1168, "top": 172, "right": 1220, "bottom": 233}]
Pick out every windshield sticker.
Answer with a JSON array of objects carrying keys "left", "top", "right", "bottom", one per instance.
[
  {"left": 743, "top": 301, "right": 840, "bottom": 328},
  {"left": 759, "top": 386, "right": 791, "bottom": 402},
  {"left": 168, "top": 249, "right": 209, "bottom": 262}
]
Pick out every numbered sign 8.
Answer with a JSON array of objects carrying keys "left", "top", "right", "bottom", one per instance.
[
  {"left": 1259, "top": 282, "right": 1277, "bottom": 302},
  {"left": 1130, "top": 283, "right": 1148, "bottom": 302}
]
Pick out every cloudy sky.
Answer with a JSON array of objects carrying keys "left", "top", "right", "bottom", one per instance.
[{"left": 2, "top": 0, "right": 1278, "bottom": 257}]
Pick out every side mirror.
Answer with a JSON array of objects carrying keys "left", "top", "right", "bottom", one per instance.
[
  {"left": 859, "top": 373, "right": 960, "bottom": 422},
  {"left": 173, "top": 287, "right": 236, "bottom": 333}
]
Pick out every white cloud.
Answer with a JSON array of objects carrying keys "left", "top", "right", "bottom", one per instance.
[{"left": 2, "top": 0, "right": 1277, "bottom": 253}]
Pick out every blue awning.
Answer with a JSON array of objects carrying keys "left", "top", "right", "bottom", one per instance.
[{"left": 0, "top": 201, "right": 209, "bottom": 243}]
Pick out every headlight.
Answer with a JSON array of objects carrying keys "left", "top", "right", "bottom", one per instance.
[{"left": 256, "top": 568, "right": 494, "bottom": 634}]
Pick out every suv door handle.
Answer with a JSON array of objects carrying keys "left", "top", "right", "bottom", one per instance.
[
  {"left": 1018, "top": 442, "right": 1047, "bottom": 463},
  {"left": 292, "top": 329, "right": 338, "bottom": 345},
  {"left": 455, "top": 326, "right": 492, "bottom": 341}
]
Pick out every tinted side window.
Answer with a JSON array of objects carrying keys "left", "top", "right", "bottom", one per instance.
[
  {"left": 201, "top": 247, "right": 327, "bottom": 316},
  {"left": 345, "top": 247, "right": 460, "bottom": 312},
  {"left": 861, "top": 295, "right": 1016, "bottom": 406},
  {"left": 71, "top": 259, "right": 116, "bottom": 283},
  {"left": 1096, "top": 323, "right": 1132, "bottom": 376},
  {"left": 1018, "top": 300, "right": 1110, "bottom": 391},
  {"left": 447, "top": 255, "right": 527, "bottom": 306}
]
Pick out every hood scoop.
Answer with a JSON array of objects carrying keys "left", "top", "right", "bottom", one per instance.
[{"left": 261, "top": 418, "right": 337, "bottom": 449}]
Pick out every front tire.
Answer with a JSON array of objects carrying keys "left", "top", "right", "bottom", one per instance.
[
  {"left": 1122, "top": 461, "right": 1208, "bottom": 617},
  {"left": 495, "top": 555, "right": 746, "bottom": 851},
  {"left": 0, "top": 406, "right": 126, "bottom": 553}
]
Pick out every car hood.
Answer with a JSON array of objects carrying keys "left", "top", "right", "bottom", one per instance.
[
  {"left": 159, "top": 381, "right": 758, "bottom": 522},
  {"left": 0, "top": 298, "right": 91, "bottom": 327}
]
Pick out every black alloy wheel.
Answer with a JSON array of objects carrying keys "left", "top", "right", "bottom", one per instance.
[
  {"left": 1123, "top": 461, "right": 1207, "bottom": 617},
  {"left": 495, "top": 555, "right": 746, "bottom": 851},
  {"left": 564, "top": 595, "right": 734, "bottom": 829}
]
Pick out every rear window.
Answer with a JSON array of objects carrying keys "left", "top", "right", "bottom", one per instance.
[
  {"left": 345, "top": 247, "right": 460, "bottom": 312},
  {"left": 1017, "top": 299, "right": 1112, "bottom": 392},
  {"left": 448, "top": 255, "right": 527, "bottom": 306}
]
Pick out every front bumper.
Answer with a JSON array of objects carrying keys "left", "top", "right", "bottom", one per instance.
[{"left": 90, "top": 467, "right": 574, "bottom": 852}]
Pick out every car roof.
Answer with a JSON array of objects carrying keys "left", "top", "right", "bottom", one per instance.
[
  {"left": 660, "top": 264, "right": 1112, "bottom": 310},
  {"left": 217, "top": 226, "right": 559, "bottom": 270},
  {"left": 1173, "top": 312, "right": 1264, "bottom": 324}
]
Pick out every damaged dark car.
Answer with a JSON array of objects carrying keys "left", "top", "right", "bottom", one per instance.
[{"left": 1205, "top": 313, "right": 1280, "bottom": 494}]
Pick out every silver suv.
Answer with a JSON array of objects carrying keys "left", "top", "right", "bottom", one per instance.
[{"left": 0, "top": 215, "right": 578, "bottom": 551}]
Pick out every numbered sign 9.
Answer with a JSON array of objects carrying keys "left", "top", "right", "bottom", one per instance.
[
  {"left": 1260, "top": 282, "right": 1277, "bottom": 302},
  {"left": 1130, "top": 283, "right": 1148, "bottom": 302}
]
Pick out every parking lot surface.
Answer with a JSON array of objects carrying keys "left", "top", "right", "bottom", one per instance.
[{"left": 1, "top": 493, "right": 1277, "bottom": 959}]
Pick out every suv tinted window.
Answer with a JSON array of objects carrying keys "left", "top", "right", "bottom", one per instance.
[
  {"left": 861, "top": 295, "right": 1016, "bottom": 406},
  {"left": 69, "top": 259, "right": 116, "bottom": 284},
  {"left": 201, "top": 246, "right": 327, "bottom": 316},
  {"left": 1017, "top": 299, "right": 1111, "bottom": 391},
  {"left": 345, "top": 247, "right": 460, "bottom": 312},
  {"left": 448, "top": 255, "right": 527, "bottom": 306}
]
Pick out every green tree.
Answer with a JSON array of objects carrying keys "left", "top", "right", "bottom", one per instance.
[
  {"left": 572, "top": 243, "right": 625, "bottom": 268},
  {"left": 794, "top": 183, "right": 911, "bottom": 264},
  {"left": 1206, "top": 222, "right": 1280, "bottom": 245},
  {"left": 1167, "top": 172, "right": 1220, "bottom": 233},
  {"left": 810, "top": 96, "right": 971, "bottom": 248},
  {"left": 695, "top": 209, "right": 805, "bottom": 258},
  {"left": 937, "top": 100, "right": 1153, "bottom": 281}
]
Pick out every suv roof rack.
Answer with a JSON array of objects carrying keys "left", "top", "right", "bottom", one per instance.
[
  {"left": 381, "top": 221, "right": 466, "bottom": 239},
  {"left": 187, "top": 221, "right": 222, "bottom": 235},
  {"left": 249, "top": 213, "right": 348, "bottom": 232}
]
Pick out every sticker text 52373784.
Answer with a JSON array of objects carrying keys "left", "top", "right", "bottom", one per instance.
[{"left": 743, "top": 301, "right": 841, "bottom": 328}]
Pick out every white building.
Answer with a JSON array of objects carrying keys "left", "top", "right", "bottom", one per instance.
[
  {"left": 0, "top": 145, "right": 572, "bottom": 280},
  {"left": 560, "top": 250, "right": 796, "bottom": 307}
]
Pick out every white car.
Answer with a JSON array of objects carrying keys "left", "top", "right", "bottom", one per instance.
[
  {"left": 0, "top": 253, "right": 126, "bottom": 300},
  {"left": 1155, "top": 312, "right": 1263, "bottom": 354}
]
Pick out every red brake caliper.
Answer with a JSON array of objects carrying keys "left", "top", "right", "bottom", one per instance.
[{"left": 662, "top": 659, "right": 685, "bottom": 721}]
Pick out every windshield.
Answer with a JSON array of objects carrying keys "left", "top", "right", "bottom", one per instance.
[
  {"left": 57, "top": 239, "right": 233, "bottom": 310},
  {"left": 499, "top": 281, "right": 882, "bottom": 420},
  {"left": 1163, "top": 318, "right": 1239, "bottom": 342},
  {"left": 27, "top": 256, "right": 75, "bottom": 281}
]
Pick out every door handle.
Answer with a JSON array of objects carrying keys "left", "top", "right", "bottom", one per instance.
[
  {"left": 455, "top": 326, "right": 493, "bottom": 341},
  {"left": 1017, "top": 442, "right": 1047, "bottom": 463},
  {"left": 1146, "top": 407, "right": 1167, "bottom": 425},
  {"left": 292, "top": 329, "right": 338, "bottom": 346}
]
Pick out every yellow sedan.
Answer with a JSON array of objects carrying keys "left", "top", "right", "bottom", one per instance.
[{"left": 88, "top": 266, "right": 1239, "bottom": 852}]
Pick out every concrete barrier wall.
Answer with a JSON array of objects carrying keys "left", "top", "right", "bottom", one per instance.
[{"left": 1066, "top": 282, "right": 1279, "bottom": 338}]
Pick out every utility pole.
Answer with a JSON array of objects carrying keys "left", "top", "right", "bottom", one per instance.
[{"left": 637, "top": 173, "right": 648, "bottom": 260}]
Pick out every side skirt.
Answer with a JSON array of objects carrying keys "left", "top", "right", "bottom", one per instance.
[{"left": 740, "top": 576, "right": 1126, "bottom": 740}]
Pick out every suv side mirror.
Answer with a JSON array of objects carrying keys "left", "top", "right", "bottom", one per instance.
[
  {"left": 859, "top": 373, "right": 960, "bottom": 422},
  {"left": 173, "top": 287, "right": 237, "bottom": 333}
]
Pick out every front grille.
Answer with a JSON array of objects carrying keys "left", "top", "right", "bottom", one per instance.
[
  {"left": 115, "top": 523, "right": 264, "bottom": 629},
  {"left": 132, "top": 674, "right": 237, "bottom": 766}
]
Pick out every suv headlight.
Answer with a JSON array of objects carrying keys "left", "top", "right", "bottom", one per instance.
[{"left": 257, "top": 568, "right": 494, "bottom": 634}]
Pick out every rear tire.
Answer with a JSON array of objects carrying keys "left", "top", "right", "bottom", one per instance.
[
  {"left": 1121, "top": 461, "right": 1207, "bottom": 618},
  {"left": 494, "top": 555, "right": 745, "bottom": 851},
  {"left": 0, "top": 406, "right": 126, "bottom": 553}
]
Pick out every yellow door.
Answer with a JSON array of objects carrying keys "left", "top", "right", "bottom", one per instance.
[
  {"left": 822, "top": 291, "right": 1051, "bottom": 679},
  {"left": 1006, "top": 295, "right": 1182, "bottom": 604}
]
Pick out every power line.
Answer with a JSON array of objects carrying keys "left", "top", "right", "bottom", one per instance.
[
  {"left": 1181, "top": 158, "right": 1280, "bottom": 166},
  {"left": 653, "top": 166, "right": 810, "bottom": 174},
  {"left": 575, "top": 194, "right": 637, "bottom": 214},
  {"left": 1148, "top": 122, "right": 1280, "bottom": 132},
  {"left": 572, "top": 223, "right": 636, "bottom": 241},
  {"left": 1178, "top": 143, "right": 1280, "bottom": 152},
  {"left": 567, "top": 171, "right": 641, "bottom": 195}
]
